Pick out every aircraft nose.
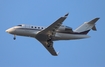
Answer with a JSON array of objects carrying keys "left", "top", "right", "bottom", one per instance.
[
  {"left": 6, "top": 28, "right": 15, "bottom": 33},
  {"left": 6, "top": 29, "right": 9, "bottom": 32}
]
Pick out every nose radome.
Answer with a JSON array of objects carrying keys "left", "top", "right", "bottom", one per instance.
[
  {"left": 5, "top": 28, "right": 15, "bottom": 33},
  {"left": 6, "top": 29, "right": 9, "bottom": 33}
]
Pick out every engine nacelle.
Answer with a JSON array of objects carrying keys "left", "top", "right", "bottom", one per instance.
[
  {"left": 58, "top": 25, "right": 66, "bottom": 31},
  {"left": 57, "top": 25, "right": 73, "bottom": 32}
]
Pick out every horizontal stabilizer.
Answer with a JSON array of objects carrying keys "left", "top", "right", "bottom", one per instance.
[
  {"left": 92, "top": 25, "right": 97, "bottom": 31},
  {"left": 88, "top": 18, "right": 100, "bottom": 24}
]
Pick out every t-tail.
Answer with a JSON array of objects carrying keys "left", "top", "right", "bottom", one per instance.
[{"left": 74, "top": 18, "right": 100, "bottom": 34}]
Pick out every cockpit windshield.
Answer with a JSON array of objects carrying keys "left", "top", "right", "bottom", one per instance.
[
  {"left": 17, "top": 25, "right": 22, "bottom": 26},
  {"left": 66, "top": 26, "right": 72, "bottom": 29}
]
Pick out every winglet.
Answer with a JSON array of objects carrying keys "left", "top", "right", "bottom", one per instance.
[
  {"left": 64, "top": 13, "right": 69, "bottom": 17},
  {"left": 53, "top": 51, "right": 60, "bottom": 56},
  {"left": 57, "top": 51, "right": 60, "bottom": 55}
]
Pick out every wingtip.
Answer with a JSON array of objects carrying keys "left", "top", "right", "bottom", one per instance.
[
  {"left": 95, "top": 17, "right": 100, "bottom": 20},
  {"left": 57, "top": 51, "right": 60, "bottom": 56},
  {"left": 57, "top": 51, "right": 59, "bottom": 56},
  {"left": 96, "top": 17, "right": 100, "bottom": 19},
  {"left": 64, "top": 13, "right": 69, "bottom": 17},
  {"left": 53, "top": 51, "right": 60, "bottom": 56}
]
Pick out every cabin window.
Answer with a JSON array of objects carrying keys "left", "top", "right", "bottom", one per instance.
[
  {"left": 35, "top": 27, "right": 36, "bottom": 28},
  {"left": 31, "top": 26, "right": 33, "bottom": 28},
  {"left": 38, "top": 27, "right": 40, "bottom": 29},
  {"left": 17, "top": 25, "right": 22, "bottom": 26}
]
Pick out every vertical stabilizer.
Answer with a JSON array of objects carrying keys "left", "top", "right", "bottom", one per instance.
[{"left": 74, "top": 18, "right": 100, "bottom": 34}]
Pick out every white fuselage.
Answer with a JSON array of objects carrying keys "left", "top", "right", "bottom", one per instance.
[{"left": 6, "top": 24, "right": 90, "bottom": 41}]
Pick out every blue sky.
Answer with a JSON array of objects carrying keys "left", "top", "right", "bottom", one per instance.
[{"left": 0, "top": 0, "right": 105, "bottom": 67}]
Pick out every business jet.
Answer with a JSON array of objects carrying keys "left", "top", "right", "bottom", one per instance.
[{"left": 6, "top": 13, "right": 99, "bottom": 56}]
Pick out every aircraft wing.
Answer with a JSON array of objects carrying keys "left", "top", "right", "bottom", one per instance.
[
  {"left": 36, "top": 39, "right": 58, "bottom": 56},
  {"left": 38, "top": 13, "right": 69, "bottom": 35},
  {"left": 35, "top": 13, "right": 69, "bottom": 56}
]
